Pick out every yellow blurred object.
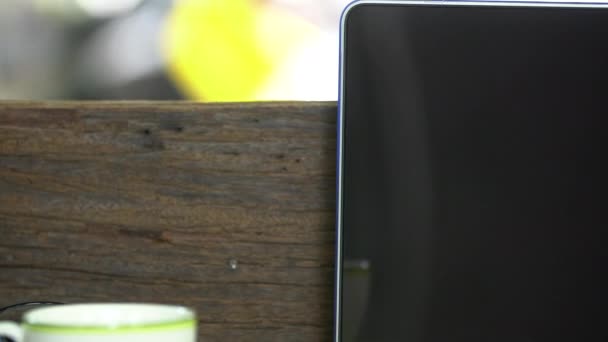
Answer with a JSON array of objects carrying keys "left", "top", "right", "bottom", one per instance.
[{"left": 162, "top": 0, "right": 317, "bottom": 101}]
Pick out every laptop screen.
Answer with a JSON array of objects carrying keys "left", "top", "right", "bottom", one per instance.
[{"left": 339, "top": 3, "right": 608, "bottom": 341}]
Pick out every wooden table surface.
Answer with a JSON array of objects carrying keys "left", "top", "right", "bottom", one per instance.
[{"left": 0, "top": 101, "right": 337, "bottom": 341}]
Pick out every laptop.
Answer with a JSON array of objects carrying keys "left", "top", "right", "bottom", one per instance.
[{"left": 336, "top": 1, "right": 608, "bottom": 341}]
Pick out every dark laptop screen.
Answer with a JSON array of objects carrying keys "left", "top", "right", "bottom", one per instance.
[{"left": 340, "top": 3, "right": 608, "bottom": 341}]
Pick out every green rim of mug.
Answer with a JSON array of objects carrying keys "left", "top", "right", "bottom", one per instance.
[{"left": 23, "top": 318, "right": 196, "bottom": 334}]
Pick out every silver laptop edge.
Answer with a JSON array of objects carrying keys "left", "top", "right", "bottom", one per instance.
[{"left": 335, "top": 1, "right": 608, "bottom": 341}]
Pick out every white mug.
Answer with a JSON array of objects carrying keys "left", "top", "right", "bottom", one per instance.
[{"left": 0, "top": 303, "right": 196, "bottom": 342}]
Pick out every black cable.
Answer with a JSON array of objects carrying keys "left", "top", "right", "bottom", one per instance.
[
  {"left": 0, "top": 302, "right": 62, "bottom": 342},
  {"left": 0, "top": 301, "right": 63, "bottom": 314}
]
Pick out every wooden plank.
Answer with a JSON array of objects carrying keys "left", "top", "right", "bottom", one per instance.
[{"left": 0, "top": 101, "right": 337, "bottom": 342}]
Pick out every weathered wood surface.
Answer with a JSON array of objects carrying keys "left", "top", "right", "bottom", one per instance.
[{"left": 0, "top": 101, "right": 337, "bottom": 341}]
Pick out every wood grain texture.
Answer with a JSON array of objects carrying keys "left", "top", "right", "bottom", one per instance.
[{"left": 0, "top": 101, "right": 337, "bottom": 341}]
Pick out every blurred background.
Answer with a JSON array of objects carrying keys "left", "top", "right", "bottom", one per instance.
[{"left": 0, "top": 0, "right": 349, "bottom": 101}]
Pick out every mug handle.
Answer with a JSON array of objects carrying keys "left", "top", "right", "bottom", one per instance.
[{"left": 0, "top": 321, "right": 23, "bottom": 342}]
